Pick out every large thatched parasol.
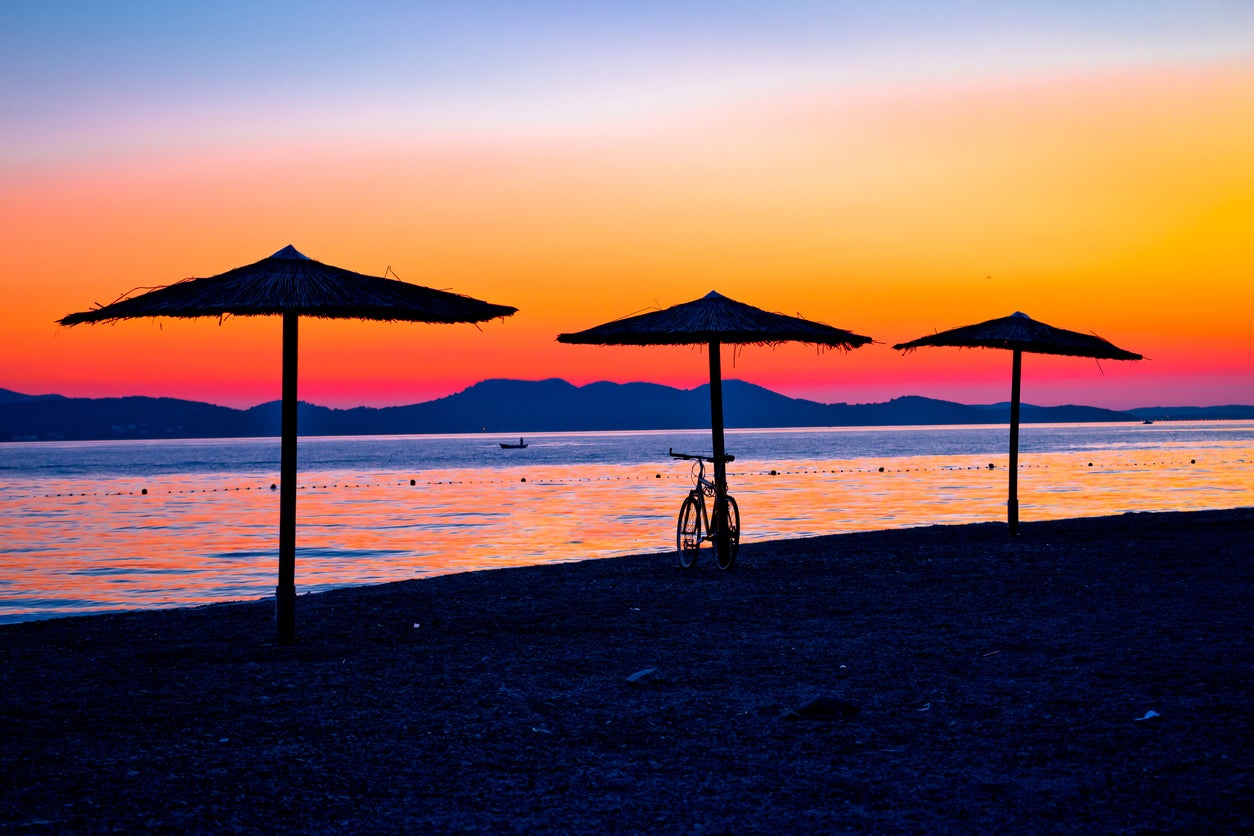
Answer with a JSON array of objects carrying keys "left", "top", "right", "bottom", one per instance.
[
  {"left": 558, "top": 290, "right": 872, "bottom": 567},
  {"left": 60, "top": 245, "right": 517, "bottom": 643},
  {"left": 894, "top": 311, "right": 1142, "bottom": 535}
]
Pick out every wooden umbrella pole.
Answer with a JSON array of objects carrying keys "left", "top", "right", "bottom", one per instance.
[
  {"left": 276, "top": 312, "right": 299, "bottom": 644},
  {"left": 707, "top": 340, "right": 729, "bottom": 563},
  {"left": 1008, "top": 348, "right": 1022, "bottom": 537}
]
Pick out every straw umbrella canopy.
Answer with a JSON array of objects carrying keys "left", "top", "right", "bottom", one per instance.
[
  {"left": 894, "top": 311, "right": 1142, "bottom": 536},
  {"left": 60, "top": 245, "right": 517, "bottom": 643},
  {"left": 558, "top": 290, "right": 873, "bottom": 565}
]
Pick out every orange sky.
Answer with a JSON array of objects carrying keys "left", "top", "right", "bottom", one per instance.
[{"left": 3, "top": 7, "right": 1251, "bottom": 411}]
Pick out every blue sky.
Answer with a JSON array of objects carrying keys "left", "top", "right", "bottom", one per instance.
[{"left": 5, "top": 1, "right": 1251, "bottom": 167}]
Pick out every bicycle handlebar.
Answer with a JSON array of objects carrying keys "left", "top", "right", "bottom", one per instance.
[{"left": 668, "top": 448, "right": 735, "bottom": 463}]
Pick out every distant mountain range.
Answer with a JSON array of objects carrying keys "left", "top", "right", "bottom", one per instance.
[{"left": 2, "top": 380, "right": 1251, "bottom": 442}]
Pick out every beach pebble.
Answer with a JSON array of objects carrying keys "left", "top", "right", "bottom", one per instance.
[
  {"left": 782, "top": 697, "right": 861, "bottom": 722},
  {"left": 626, "top": 667, "right": 666, "bottom": 686}
]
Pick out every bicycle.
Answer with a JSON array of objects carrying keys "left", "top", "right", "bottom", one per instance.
[{"left": 669, "top": 448, "right": 740, "bottom": 570}]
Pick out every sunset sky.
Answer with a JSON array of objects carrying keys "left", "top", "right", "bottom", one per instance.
[{"left": 3, "top": 2, "right": 1251, "bottom": 411}]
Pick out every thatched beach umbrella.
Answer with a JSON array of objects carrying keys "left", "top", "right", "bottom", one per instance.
[
  {"left": 894, "top": 311, "right": 1142, "bottom": 535},
  {"left": 558, "top": 290, "right": 872, "bottom": 567},
  {"left": 60, "top": 245, "right": 516, "bottom": 643}
]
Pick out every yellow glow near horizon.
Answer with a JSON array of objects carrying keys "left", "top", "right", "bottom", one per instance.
[{"left": 3, "top": 60, "right": 1251, "bottom": 409}]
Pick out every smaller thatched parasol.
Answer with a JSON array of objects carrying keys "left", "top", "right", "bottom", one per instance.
[
  {"left": 558, "top": 291, "right": 872, "bottom": 567},
  {"left": 61, "top": 245, "right": 517, "bottom": 643},
  {"left": 894, "top": 311, "right": 1142, "bottom": 535},
  {"left": 556, "top": 290, "right": 874, "bottom": 348}
]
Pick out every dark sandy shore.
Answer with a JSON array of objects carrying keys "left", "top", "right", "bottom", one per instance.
[{"left": 2, "top": 508, "right": 1251, "bottom": 834}]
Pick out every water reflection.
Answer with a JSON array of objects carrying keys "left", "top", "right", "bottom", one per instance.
[{"left": 0, "top": 432, "right": 1249, "bottom": 622}]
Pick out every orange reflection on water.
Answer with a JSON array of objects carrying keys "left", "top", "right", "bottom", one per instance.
[
  {"left": 0, "top": 442, "right": 1249, "bottom": 621},
  {"left": 727, "top": 447, "right": 1251, "bottom": 541}
]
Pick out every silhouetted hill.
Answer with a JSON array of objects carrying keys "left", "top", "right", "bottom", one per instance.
[
  {"left": 2, "top": 380, "right": 1244, "bottom": 441},
  {"left": 0, "top": 396, "right": 269, "bottom": 441},
  {"left": 1129, "top": 405, "right": 1254, "bottom": 421},
  {"left": 971, "top": 402, "right": 1146, "bottom": 423},
  {"left": 0, "top": 388, "right": 65, "bottom": 405},
  {"left": 380, "top": 379, "right": 710, "bottom": 433}
]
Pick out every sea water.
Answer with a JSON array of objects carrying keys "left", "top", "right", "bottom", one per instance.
[{"left": 1, "top": 421, "right": 1250, "bottom": 623}]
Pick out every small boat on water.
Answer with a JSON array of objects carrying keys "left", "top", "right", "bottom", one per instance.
[{"left": 500, "top": 438, "right": 528, "bottom": 449}]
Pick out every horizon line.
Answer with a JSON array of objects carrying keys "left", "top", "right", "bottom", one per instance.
[{"left": 4, "top": 378, "right": 1250, "bottom": 414}]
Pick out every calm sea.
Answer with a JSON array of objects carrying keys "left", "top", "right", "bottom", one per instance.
[{"left": 1, "top": 421, "right": 1250, "bottom": 623}]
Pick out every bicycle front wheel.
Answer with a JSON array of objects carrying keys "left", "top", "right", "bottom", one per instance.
[
  {"left": 676, "top": 495, "right": 702, "bottom": 569},
  {"left": 715, "top": 494, "right": 741, "bottom": 571}
]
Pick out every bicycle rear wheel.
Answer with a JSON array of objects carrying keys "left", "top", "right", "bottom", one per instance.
[
  {"left": 714, "top": 494, "right": 741, "bottom": 570},
  {"left": 676, "top": 495, "right": 702, "bottom": 569}
]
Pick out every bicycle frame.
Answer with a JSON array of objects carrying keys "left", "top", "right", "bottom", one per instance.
[{"left": 670, "top": 448, "right": 739, "bottom": 570}]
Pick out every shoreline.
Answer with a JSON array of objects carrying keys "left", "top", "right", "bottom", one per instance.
[
  {"left": 4, "top": 504, "right": 1253, "bottom": 628},
  {"left": 2, "top": 508, "right": 1251, "bottom": 832}
]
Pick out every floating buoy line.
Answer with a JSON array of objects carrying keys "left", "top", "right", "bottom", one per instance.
[{"left": 11, "top": 457, "right": 1234, "bottom": 501}]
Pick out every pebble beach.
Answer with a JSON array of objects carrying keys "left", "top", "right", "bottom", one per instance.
[{"left": 2, "top": 508, "right": 1251, "bottom": 833}]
